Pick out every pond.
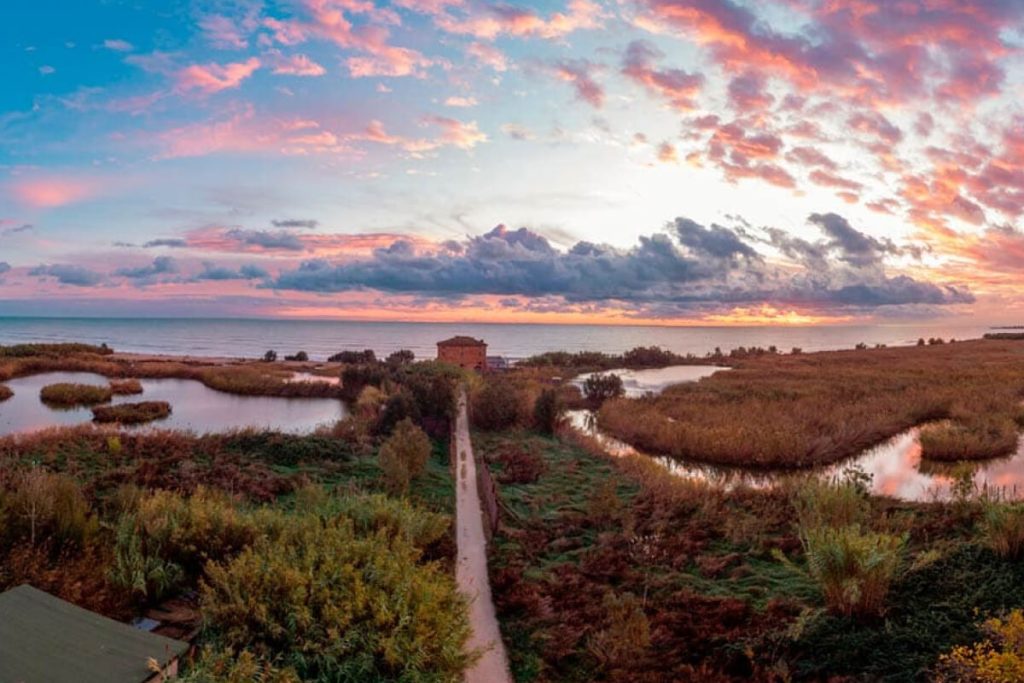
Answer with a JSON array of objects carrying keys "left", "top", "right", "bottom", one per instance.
[
  {"left": 571, "top": 365, "right": 724, "bottom": 397},
  {"left": 568, "top": 366, "right": 1024, "bottom": 502},
  {"left": 0, "top": 372, "right": 347, "bottom": 435}
]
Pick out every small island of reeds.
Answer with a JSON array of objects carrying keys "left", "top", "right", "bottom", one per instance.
[
  {"left": 92, "top": 401, "right": 172, "bottom": 425},
  {"left": 39, "top": 382, "right": 113, "bottom": 407}
]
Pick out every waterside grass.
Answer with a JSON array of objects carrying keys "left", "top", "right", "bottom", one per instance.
[
  {"left": 92, "top": 401, "right": 172, "bottom": 425},
  {"left": 597, "top": 339, "right": 1024, "bottom": 468},
  {"left": 40, "top": 382, "right": 113, "bottom": 407}
]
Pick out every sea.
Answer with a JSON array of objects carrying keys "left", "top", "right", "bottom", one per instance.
[{"left": 0, "top": 317, "right": 998, "bottom": 362}]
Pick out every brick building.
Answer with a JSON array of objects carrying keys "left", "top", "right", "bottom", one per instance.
[{"left": 437, "top": 336, "right": 488, "bottom": 371}]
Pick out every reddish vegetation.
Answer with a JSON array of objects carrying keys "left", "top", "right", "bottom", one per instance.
[{"left": 92, "top": 401, "right": 172, "bottom": 425}]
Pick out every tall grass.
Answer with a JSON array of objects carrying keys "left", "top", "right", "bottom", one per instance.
[
  {"left": 980, "top": 500, "right": 1024, "bottom": 559},
  {"left": 92, "top": 401, "right": 172, "bottom": 425},
  {"left": 109, "top": 378, "right": 143, "bottom": 395},
  {"left": 40, "top": 382, "right": 113, "bottom": 406},
  {"left": 919, "top": 418, "right": 1020, "bottom": 461},
  {"left": 598, "top": 340, "right": 1024, "bottom": 467}
]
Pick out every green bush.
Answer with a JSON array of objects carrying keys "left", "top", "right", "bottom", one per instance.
[
  {"left": 180, "top": 647, "right": 300, "bottom": 683},
  {"left": 378, "top": 418, "right": 432, "bottom": 495},
  {"left": 533, "top": 388, "right": 562, "bottom": 435},
  {"left": 200, "top": 514, "right": 472, "bottom": 681},
  {"left": 794, "top": 479, "right": 868, "bottom": 530},
  {"left": 583, "top": 373, "right": 624, "bottom": 405},
  {"left": 794, "top": 525, "right": 906, "bottom": 618},
  {"left": 108, "top": 513, "right": 185, "bottom": 603},
  {"left": 39, "top": 382, "right": 113, "bottom": 406},
  {"left": 981, "top": 500, "right": 1024, "bottom": 559},
  {"left": 473, "top": 379, "right": 523, "bottom": 430}
]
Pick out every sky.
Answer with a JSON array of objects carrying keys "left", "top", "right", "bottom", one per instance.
[{"left": 1, "top": 0, "right": 1023, "bottom": 325}]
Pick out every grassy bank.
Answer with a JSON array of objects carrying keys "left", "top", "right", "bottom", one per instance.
[
  {"left": 479, "top": 426, "right": 1024, "bottom": 681},
  {"left": 91, "top": 401, "right": 172, "bottom": 424},
  {"left": 597, "top": 339, "right": 1024, "bottom": 468}
]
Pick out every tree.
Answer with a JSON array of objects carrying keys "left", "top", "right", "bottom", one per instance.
[
  {"left": 263, "top": 350, "right": 277, "bottom": 362},
  {"left": 386, "top": 349, "right": 415, "bottom": 366},
  {"left": 376, "top": 389, "right": 422, "bottom": 436},
  {"left": 473, "top": 379, "right": 522, "bottom": 430},
  {"left": 378, "top": 418, "right": 431, "bottom": 495},
  {"left": 328, "top": 349, "right": 377, "bottom": 364},
  {"left": 533, "top": 388, "right": 562, "bottom": 435},
  {"left": 583, "top": 373, "right": 625, "bottom": 405},
  {"left": 284, "top": 351, "right": 308, "bottom": 362}
]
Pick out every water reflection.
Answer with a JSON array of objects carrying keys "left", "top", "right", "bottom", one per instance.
[
  {"left": 571, "top": 365, "right": 724, "bottom": 397},
  {"left": 569, "top": 409, "right": 1024, "bottom": 503},
  {"left": 0, "top": 372, "right": 347, "bottom": 435}
]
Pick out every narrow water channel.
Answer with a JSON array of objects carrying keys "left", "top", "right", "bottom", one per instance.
[{"left": 567, "top": 366, "right": 1024, "bottom": 502}]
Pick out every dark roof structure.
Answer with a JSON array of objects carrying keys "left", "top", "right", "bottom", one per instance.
[
  {"left": 437, "top": 336, "right": 487, "bottom": 347},
  {"left": 0, "top": 585, "right": 189, "bottom": 683}
]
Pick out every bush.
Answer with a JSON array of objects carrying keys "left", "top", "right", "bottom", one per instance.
[
  {"left": 92, "top": 401, "right": 171, "bottom": 424},
  {"left": 473, "top": 379, "right": 523, "bottom": 431},
  {"left": 179, "top": 647, "right": 300, "bottom": 683},
  {"left": 1, "top": 469, "right": 96, "bottom": 548},
  {"left": 533, "top": 388, "right": 562, "bottom": 435},
  {"left": 329, "top": 349, "right": 377, "bottom": 364},
  {"left": 981, "top": 501, "right": 1024, "bottom": 559},
  {"left": 376, "top": 389, "right": 422, "bottom": 435},
  {"left": 494, "top": 446, "right": 547, "bottom": 485},
  {"left": 386, "top": 349, "right": 415, "bottom": 366},
  {"left": 39, "top": 382, "right": 113, "bottom": 406},
  {"left": 200, "top": 514, "right": 472, "bottom": 681},
  {"left": 588, "top": 592, "right": 651, "bottom": 671},
  {"left": 0, "top": 384, "right": 12, "bottom": 402},
  {"left": 109, "top": 379, "right": 143, "bottom": 395},
  {"left": 936, "top": 609, "right": 1024, "bottom": 682},
  {"left": 300, "top": 489, "right": 449, "bottom": 549},
  {"left": 583, "top": 373, "right": 624, "bottom": 405},
  {"left": 788, "top": 525, "right": 906, "bottom": 618},
  {"left": 283, "top": 351, "right": 309, "bottom": 362},
  {"left": 340, "top": 363, "right": 389, "bottom": 401},
  {"left": 263, "top": 350, "right": 277, "bottom": 362},
  {"left": 794, "top": 479, "right": 868, "bottom": 530},
  {"left": 107, "top": 513, "right": 185, "bottom": 603},
  {"left": 378, "top": 418, "right": 431, "bottom": 495}
]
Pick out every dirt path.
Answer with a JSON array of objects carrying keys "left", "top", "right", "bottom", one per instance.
[{"left": 454, "top": 389, "right": 512, "bottom": 683}]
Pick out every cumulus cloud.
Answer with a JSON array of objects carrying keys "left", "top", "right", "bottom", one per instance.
[
  {"left": 29, "top": 264, "right": 104, "bottom": 287},
  {"left": 194, "top": 263, "right": 270, "bottom": 281},
  {"left": 113, "top": 256, "right": 178, "bottom": 280},
  {"left": 268, "top": 216, "right": 970, "bottom": 315}
]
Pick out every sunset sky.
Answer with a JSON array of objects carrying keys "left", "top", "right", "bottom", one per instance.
[{"left": 2, "top": 0, "right": 1023, "bottom": 325}]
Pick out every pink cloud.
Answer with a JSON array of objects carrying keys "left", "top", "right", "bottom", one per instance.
[
  {"left": 466, "top": 42, "right": 508, "bottom": 71},
  {"left": 271, "top": 53, "right": 327, "bottom": 76},
  {"left": 553, "top": 60, "right": 604, "bottom": 108},
  {"left": 435, "top": 0, "right": 604, "bottom": 40},
  {"left": 622, "top": 40, "right": 703, "bottom": 111},
  {"left": 175, "top": 57, "right": 261, "bottom": 94},
  {"left": 353, "top": 116, "right": 486, "bottom": 153},
  {"left": 7, "top": 177, "right": 100, "bottom": 208}
]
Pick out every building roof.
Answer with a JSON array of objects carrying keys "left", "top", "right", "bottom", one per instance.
[
  {"left": 0, "top": 585, "right": 189, "bottom": 683},
  {"left": 437, "top": 336, "right": 487, "bottom": 347}
]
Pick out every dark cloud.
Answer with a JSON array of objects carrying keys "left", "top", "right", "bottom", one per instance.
[
  {"left": 1, "top": 223, "right": 33, "bottom": 236},
  {"left": 29, "top": 264, "right": 104, "bottom": 287},
  {"left": 0, "top": 262, "right": 10, "bottom": 275},
  {"left": 195, "top": 263, "right": 270, "bottom": 281},
  {"left": 674, "top": 218, "right": 758, "bottom": 261},
  {"left": 269, "top": 217, "right": 969, "bottom": 314},
  {"left": 227, "top": 229, "right": 304, "bottom": 250},
  {"left": 271, "top": 219, "right": 319, "bottom": 229},
  {"left": 143, "top": 238, "right": 189, "bottom": 248},
  {"left": 114, "top": 256, "right": 178, "bottom": 280}
]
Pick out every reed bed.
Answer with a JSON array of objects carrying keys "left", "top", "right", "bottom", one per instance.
[
  {"left": 108, "top": 378, "right": 143, "bottom": 395},
  {"left": 598, "top": 340, "right": 1024, "bottom": 468},
  {"left": 92, "top": 401, "right": 172, "bottom": 425},
  {"left": 39, "top": 383, "right": 113, "bottom": 407},
  {"left": 0, "top": 385, "right": 11, "bottom": 402}
]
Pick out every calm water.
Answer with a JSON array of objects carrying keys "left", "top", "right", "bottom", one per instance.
[
  {"left": 570, "top": 366, "right": 1024, "bottom": 502},
  {"left": 0, "top": 317, "right": 994, "bottom": 361},
  {"left": 0, "top": 372, "right": 346, "bottom": 435}
]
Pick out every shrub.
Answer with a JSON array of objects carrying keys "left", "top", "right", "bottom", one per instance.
[
  {"left": 329, "top": 349, "right": 377, "bottom": 364},
  {"left": 588, "top": 592, "right": 651, "bottom": 670},
  {"left": 583, "top": 373, "right": 625, "bottom": 405},
  {"left": 262, "top": 350, "right": 277, "bottom": 362},
  {"left": 107, "top": 513, "right": 185, "bottom": 603},
  {"left": 109, "top": 378, "right": 143, "bottom": 395},
  {"left": 283, "top": 351, "right": 309, "bottom": 362},
  {"left": 473, "top": 379, "right": 523, "bottom": 430},
  {"left": 200, "top": 514, "right": 472, "bottom": 680},
  {"left": 375, "top": 389, "right": 422, "bottom": 435},
  {"left": 495, "top": 446, "right": 547, "bottom": 485},
  {"left": 920, "top": 418, "right": 1020, "bottom": 461},
  {"left": 533, "top": 388, "right": 562, "bottom": 435},
  {"left": 340, "top": 363, "right": 389, "bottom": 401},
  {"left": 386, "top": 349, "right": 415, "bottom": 366},
  {"left": 39, "top": 382, "right": 113, "bottom": 406},
  {"left": 981, "top": 501, "right": 1024, "bottom": 559},
  {"left": 179, "top": 647, "right": 301, "bottom": 683},
  {"left": 378, "top": 418, "right": 431, "bottom": 495},
  {"left": 92, "top": 401, "right": 172, "bottom": 424},
  {"left": 0, "top": 384, "right": 11, "bottom": 402},
  {"left": 936, "top": 609, "right": 1024, "bottom": 682},
  {"left": 354, "top": 385, "right": 385, "bottom": 419},
  {"left": 788, "top": 525, "right": 906, "bottom": 618},
  {"left": 302, "top": 489, "right": 449, "bottom": 549},
  {"left": 794, "top": 479, "right": 868, "bottom": 529},
  {"left": 1, "top": 469, "right": 96, "bottom": 548}
]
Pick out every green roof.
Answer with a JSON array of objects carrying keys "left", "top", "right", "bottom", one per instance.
[{"left": 0, "top": 585, "right": 189, "bottom": 683}]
